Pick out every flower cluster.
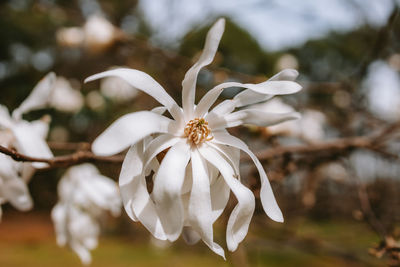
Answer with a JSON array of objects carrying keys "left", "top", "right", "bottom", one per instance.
[
  {"left": 0, "top": 73, "right": 56, "bottom": 218},
  {"left": 51, "top": 164, "right": 121, "bottom": 265},
  {"left": 86, "top": 18, "right": 301, "bottom": 258}
]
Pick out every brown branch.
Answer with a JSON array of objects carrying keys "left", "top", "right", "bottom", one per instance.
[
  {"left": 0, "top": 146, "right": 124, "bottom": 169},
  {"left": 0, "top": 122, "right": 399, "bottom": 169}
]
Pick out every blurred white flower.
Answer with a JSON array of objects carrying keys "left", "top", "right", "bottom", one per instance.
[
  {"left": 100, "top": 75, "right": 138, "bottom": 103},
  {"left": 86, "top": 19, "right": 301, "bottom": 258},
  {"left": 0, "top": 74, "right": 54, "bottom": 219},
  {"left": 56, "top": 27, "right": 85, "bottom": 48},
  {"left": 86, "top": 90, "right": 105, "bottom": 111},
  {"left": 56, "top": 14, "right": 122, "bottom": 53},
  {"left": 50, "top": 77, "right": 84, "bottom": 113},
  {"left": 51, "top": 163, "right": 121, "bottom": 265},
  {"left": 363, "top": 60, "right": 400, "bottom": 122},
  {"left": 0, "top": 155, "right": 34, "bottom": 219},
  {"left": 0, "top": 73, "right": 55, "bottom": 165},
  {"left": 257, "top": 98, "right": 326, "bottom": 143}
]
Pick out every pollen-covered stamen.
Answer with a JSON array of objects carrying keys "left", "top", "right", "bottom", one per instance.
[{"left": 183, "top": 118, "right": 213, "bottom": 145}]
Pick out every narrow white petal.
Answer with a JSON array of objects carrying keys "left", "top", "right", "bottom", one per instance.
[
  {"left": 212, "top": 131, "right": 284, "bottom": 223},
  {"left": 182, "top": 18, "right": 225, "bottom": 120},
  {"left": 189, "top": 149, "right": 225, "bottom": 258},
  {"left": 269, "top": 69, "right": 299, "bottom": 81},
  {"left": 119, "top": 143, "right": 167, "bottom": 239},
  {"left": 231, "top": 69, "right": 299, "bottom": 108},
  {"left": 92, "top": 111, "right": 176, "bottom": 156},
  {"left": 210, "top": 174, "right": 230, "bottom": 222},
  {"left": 143, "top": 134, "right": 180, "bottom": 173},
  {"left": 199, "top": 146, "right": 255, "bottom": 252},
  {"left": 197, "top": 81, "right": 301, "bottom": 118},
  {"left": 0, "top": 105, "right": 12, "bottom": 129},
  {"left": 153, "top": 141, "right": 191, "bottom": 241},
  {"left": 85, "top": 68, "right": 183, "bottom": 122},
  {"left": 12, "top": 72, "right": 56, "bottom": 120},
  {"left": 210, "top": 109, "right": 301, "bottom": 130},
  {"left": 206, "top": 142, "right": 240, "bottom": 175}
]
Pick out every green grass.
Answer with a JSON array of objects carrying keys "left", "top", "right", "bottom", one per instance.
[{"left": 0, "top": 213, "right": 386, "bottom": 266}]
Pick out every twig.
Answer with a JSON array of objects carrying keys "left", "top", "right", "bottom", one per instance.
[{"left": 0, "top": 146, "right": 124, "bottom": 169}]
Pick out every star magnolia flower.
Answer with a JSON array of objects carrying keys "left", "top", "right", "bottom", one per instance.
[
  {"left": 85, "top": 18, "right": 301, "bottom": 258},
  {"left": 0, "top": 74, "right": 55, "bottom": 219},
  {"left": 51, "top": 164, "right": 121, "bottom": 265}
]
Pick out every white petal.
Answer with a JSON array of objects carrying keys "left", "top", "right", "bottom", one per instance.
[
  {"left": 210, "top": 174, "right": 230, "bottom": 222},
  {"left": 0, "top": 105, "right": 12, "bottom": 129},
  {"left": 210, "top": 109, "right": 301, "bottom": 130},
  {"left": 51, "top": 203, "right": 68, "bottom": 246},
  {"left": 12, "top": 72, "right": 56, "bottom": 120},
  {"left": 153, "top": 141, "right": 191, "bottom": 241},
  {"left": 189, "top": 149, "right": 225, "bottom": 258},
  {"left": 80, "top": 174, "right": 121, "bottom": 216},
  {"left": 119, "top": 143, "right": 167, "bottom": 240},
  {"left": 85, "top": 68, "right": 183, "bottom": 122},
  {"left": 212, "top": 131, "right": 283, "bottom": 223},
  {"left": 70, "top": 241, "right": 92, "bottom": 266},
  {"left": 21, "top": 163, "right": 36, "bottom": 183},
  {"left": 182, "top": 18, "right": 225, "bottom": 120},
  {"left": 92, "top": 111, "right": 176, "bottom": 156},
  {"left": 197, "top": 81, "right": 301, "bottom": 118},
  {"left": 269, "top": 69, "right": 299, "bottom": 81},
  {"left": 231, "top": 69, "right": 299, "bottom": 108},
  {"left": 143, "top": 134, "right": 180, "bottom": 173},
  {"left": 3, "top": 177, "right": 33, "bottom": 211},
  {"left": 182, "top": 226, "right": 201, "bottom": 245},
  {"left": 199, "top": 146, "right": 255, "bottom": 252},
  {"left": 206, "top": 142, "right": 240, "bottom": 175},
  {"left": 12, "top": 121, "right": 53, "bottom": 168}
]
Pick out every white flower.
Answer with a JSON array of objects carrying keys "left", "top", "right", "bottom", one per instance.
[
  {"left": 0, "top": 73, "right": 55, "bottom": 165},
  {"left": 56, "top": 14, "right": 121, "bottom": 53},
  {"left": 50, "top": 77, "right": 84, "bottom": 113},
  {"left": 85, "top": 18, "right": 301, "bottom": 258},
  {"left": 51, "top": 163, "right": 121, "bottom": 265},
  {"left": 0, "top": 74, "right": 54, "bottom": 218},
  {"left": 258, "top": 99, "right": 326, "bottom": 143}
]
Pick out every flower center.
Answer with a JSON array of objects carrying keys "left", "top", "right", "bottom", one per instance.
[{"left": 183, "top": 118, "right": 213, "bottom": 145}]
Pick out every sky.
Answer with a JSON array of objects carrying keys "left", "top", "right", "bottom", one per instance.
[{"left": 137, "top": 0, "right": 396, "bottom": 51}]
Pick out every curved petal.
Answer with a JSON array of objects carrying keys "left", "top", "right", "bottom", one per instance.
[
  {"left": 196, "top": 81, "right": 301, "bottom": 118},
  {"left": 209, "top": 109, "right": 301, "bottom": 130},
  {"left": 12, "top": 121, "right": 53, "bottom": 168},
  {"left": 119, "top": 143, "right": 167, "bottom": 240},
  {"left": 182, "top": 18, "right": 225, "bottom": 120},
  {"left": 0, "top": 105, "right": 12, "bottom": 129},
  {"left": 12, "top": 72, "right": 56, "bottom": 120},
  {"left": 143, "top": 134, "right": 181, "bottom": 173},
  {"left": 230, "top": 69, "right": 299, "bottom": 108},
  {"left": 3, "top": 176, "right": 33, "bottom": 211},
  {"left": 210, "top": 174, "right": 230, "bottom": 222},
  {"left": 85, "top": 68, "right": 183, "bottom": 122},
  {"left": 152, "top": 141, "right": 191, "bottom": 241},
  {"left": 92, "top": 111, "right": 176, "bottom": 156},
  {"left": 182, "top": 226, "right": 201, "bottom": 245},
  {"left": 269, "top": 69, "right": 299, "bottom": 81},
  {"left": 199, "top": 146, "right": 255, "bottom": 252},
  {"left": 211, "top": 131, "right": 283, "bottom": 223},
  {"left": 189, "top": 149, "right": 225, "bottom": 258}
]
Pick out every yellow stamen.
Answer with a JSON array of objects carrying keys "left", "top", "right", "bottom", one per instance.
[{"left": 183, "top": 118, "right": 213, "bottom": 145}]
